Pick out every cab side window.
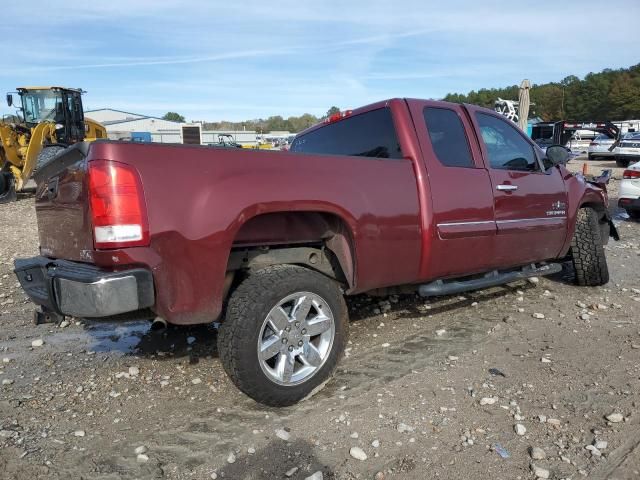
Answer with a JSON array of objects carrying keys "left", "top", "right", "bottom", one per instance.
[
  {"left": 423, "top": 107, "right": 475, "bottom": 168},
  {"left": 476, "top": 113, "right": 539, "bottom": 172}
]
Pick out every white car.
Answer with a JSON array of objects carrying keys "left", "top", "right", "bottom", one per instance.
[
  {"left": 619, "top": 160, "right": 640, "bottom": 219},
  {"left": 614, "top": 132, "right": 640, "bottom": 168},
  {"left": 587, "top": 134, "right": 616, "bottom": 160}
]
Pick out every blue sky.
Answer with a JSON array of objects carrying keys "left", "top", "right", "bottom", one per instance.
[{"left": 2, "top": 0, "right": 639, "bottom": 122}]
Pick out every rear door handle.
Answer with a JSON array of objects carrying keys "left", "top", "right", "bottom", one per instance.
[{"left": 496, "top": 184, "right": 518, "bottom": 191}]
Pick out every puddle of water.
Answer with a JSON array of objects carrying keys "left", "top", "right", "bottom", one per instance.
[
  {"left": 45, "top": 320, "right": 151, "bottom": 355},
  {"left": 42, "top": 320, "right": 220, "bottom": 359}
]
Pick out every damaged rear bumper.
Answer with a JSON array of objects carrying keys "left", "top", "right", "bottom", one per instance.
[{"left": 14, "top": 256, "right": 154, "bottom": 318}]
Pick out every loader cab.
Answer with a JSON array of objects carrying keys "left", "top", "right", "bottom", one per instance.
[{"left": 14, "top": 87, "right": 86, "bottom": 145}]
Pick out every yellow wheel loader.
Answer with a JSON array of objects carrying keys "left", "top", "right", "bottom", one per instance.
[{"left": 0, "top": 87, "right": 106, "bottom": 203}]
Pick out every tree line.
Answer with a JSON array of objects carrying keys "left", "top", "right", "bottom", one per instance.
[
  {"left": 163, "top": 107, "right": 342, "bottom": 133},
  {"left": 444, "top": 63, "right": 640, "bottom": 121}
]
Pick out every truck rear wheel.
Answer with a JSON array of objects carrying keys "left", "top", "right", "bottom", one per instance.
[
  {"left": 570, "top": 207, "right": 609, "bottom": 286},
  {"left": 218, "top": 265, "right": 348, "bottom": 406}
]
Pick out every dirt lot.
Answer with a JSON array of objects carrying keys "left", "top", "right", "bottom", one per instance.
[{"left": 0, "top": 158, "right": 639, "bottom": 480}]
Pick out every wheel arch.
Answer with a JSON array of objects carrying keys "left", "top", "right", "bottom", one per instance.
[{"left": 228, "top": 209, "right": 357, "bottom": 290}]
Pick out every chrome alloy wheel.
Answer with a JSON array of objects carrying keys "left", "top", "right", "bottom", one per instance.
[{"left": 257, "top": 292, "right": 335, "bottom": 386}]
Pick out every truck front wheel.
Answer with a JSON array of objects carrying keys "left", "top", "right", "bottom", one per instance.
[
  {"left": 218, "top": 265, "right": 348, "bottom": 406},
  {"left": 570, "top": 207, "right": 609, "bottom": 286}
]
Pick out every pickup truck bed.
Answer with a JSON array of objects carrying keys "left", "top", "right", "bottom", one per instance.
[{"left": 15, "top": 98, "right": 618, "bottom": 405}]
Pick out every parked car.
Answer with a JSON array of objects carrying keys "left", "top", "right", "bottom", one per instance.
[
  {"left": 566, "top": 131, "right": 597, "bottom": 154},
  {"left": 619, "top": 160, "right": 640, "bottom": 219},
  {"left": 14, "top": 99, "right": 619, "bottom": 406},
  {"left": 588, "top": 134, "right": 616, "bottom": 160},
  {"left": 614, "top": 131, "right": 640, "bottom": 167}
]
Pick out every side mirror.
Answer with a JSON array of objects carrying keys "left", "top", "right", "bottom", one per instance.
[
  {"left": 545, "top": 144, "right": 571, "bottom": 166},
  {"left": 6, "top": 93, "right": 12, "bottom": 107}
]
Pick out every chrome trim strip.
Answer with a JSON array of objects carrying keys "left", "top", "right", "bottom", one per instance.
[
  {"left": 497, "top": 217, "right": 567, "bottom": 224},
  {"left": 437, "top": 221, "right": 495, "bottom": 227}
]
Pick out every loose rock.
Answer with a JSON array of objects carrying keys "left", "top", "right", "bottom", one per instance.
[
  {"left": 285, "top": 467, "right": 299, "bottom": 477},
  {"left": 349, "top": 446, "right": 367, "bottom": 461},
  {"left": 514, "top": 424, "right": 526, "bottom": 436},
  {"left": 531, "top": 464, "right": 549, "bottom": 479},
  {"left": 606, "top": 412, "right": 624, "bottom": 423},
  {"left": 594, "top": 440, "right": 608, "bottom": 450},
  {"left": 530, "top": 447, "right": 546, "bottom": 460}
]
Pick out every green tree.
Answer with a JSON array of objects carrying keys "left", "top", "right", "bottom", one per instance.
[
  {"left": 608, "top": 73, "right": 640, "bottom": 119},
  {"left": 444, "top": 63, "right": 640, "bottom": 121},
  {"left": 162, "top": 112, "right": 185, "bottom": 123}
]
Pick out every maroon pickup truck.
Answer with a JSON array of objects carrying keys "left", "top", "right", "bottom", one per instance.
[{"left": 15, "top": 99, "right": 618, "bottom": 406}]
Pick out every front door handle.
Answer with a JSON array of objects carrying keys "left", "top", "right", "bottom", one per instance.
[{"left": 496, "top": 184, "right": 518, "bottom": 191}]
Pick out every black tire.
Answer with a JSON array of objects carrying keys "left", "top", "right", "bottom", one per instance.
[
  {"left": 587, "top": 153, "right": 593, "bottom": 160},
  {"left": 615, "top": 158, "right": 629, "bottom": 168},
  {"left": 35, "top": 145, "right": 65, "bottom": 170},
  {"left": 0, "top": 172, "right": 17, "bottom": 204},
  {"left": 218, "top": 265, "right": 348, "bottom": 406},
  {"left": 570, "top": 208, "right": 609, "bottom": 286}
]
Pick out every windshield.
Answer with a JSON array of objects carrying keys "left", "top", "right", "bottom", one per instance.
[
  {"left": 623, "top": 132, "right": 640, "bottom": 140},
  {"left": 20, "top": 89, "right": 64, "bottom": 124}
]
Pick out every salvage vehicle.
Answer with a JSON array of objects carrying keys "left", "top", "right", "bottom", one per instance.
[
  {"left": 614, "top": 131, "right": 640, "bottom": 168},
  {"left": 0, "top": 87, "right": 106, "bottom": 203},
  {"left": 619, "top": 161, "right": 640, "bottom": 219},
  {"left": 14, "top": 99, "right": 619, "bottom": 406},
  {"left": 588, "top": 134, "right": 616, "bottom": 160}
]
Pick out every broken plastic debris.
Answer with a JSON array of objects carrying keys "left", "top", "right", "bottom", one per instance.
[{"left": 493, "top": 443, "right": 510, "bottom": 458}]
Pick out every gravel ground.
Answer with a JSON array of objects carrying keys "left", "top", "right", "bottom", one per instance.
[{"left": 0, "top": 157, "right": 639, "bottom": 480}]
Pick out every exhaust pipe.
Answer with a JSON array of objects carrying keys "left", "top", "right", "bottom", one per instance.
[{"left": 150, "top": 316, "right": 167, "bottom": 331}]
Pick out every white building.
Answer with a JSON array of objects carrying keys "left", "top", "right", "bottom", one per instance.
[
  {"left": 84, "top": 108, "right": 291, "bottom": 146},
  {"left": 84, "top": 108, "right": 185, "bottom": 143},
  {"left": 83, "top": 108, "right": 147, "bottom": 124}
]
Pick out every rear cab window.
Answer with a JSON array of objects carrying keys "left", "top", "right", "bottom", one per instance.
[
  {"left": 423, "top": 107, "right": 475, "bottom": 168},
  {"left": 475, "top": 113, "right": 540, "bottom": 172},
  {"left": 290, "top": 108, "right": 403, "bottom": 159}
]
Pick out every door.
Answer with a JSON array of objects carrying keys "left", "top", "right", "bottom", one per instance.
[
  {"left": 408, "top": 101, "right": 497, "bottom": 279},
  {"left": 468, "top": 109, "right": 568, "bottom": 267}
]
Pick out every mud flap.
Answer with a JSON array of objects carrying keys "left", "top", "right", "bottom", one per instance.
[{"left": 608, "top": 219, "right": 620, "bottom": 242}]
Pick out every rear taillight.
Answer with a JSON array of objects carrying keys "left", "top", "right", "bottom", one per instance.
[
  {"left": 88, "top": 160, "right": 149, "bottom": 249},
  {"left": 623, "top": 169, "right": 640, "bottom": 179}
]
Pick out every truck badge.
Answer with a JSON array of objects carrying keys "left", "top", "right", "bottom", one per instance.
[{"left": 546, "top": 201, "right": 566, "bottom": 216}]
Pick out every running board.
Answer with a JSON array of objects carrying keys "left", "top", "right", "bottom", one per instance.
[{"left": 418, "top": 263, "right": 563, "bottom": 298}]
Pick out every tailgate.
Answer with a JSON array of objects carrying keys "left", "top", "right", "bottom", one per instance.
[{"left": 33, "top": 142, "right": 94, "bottom": 261}]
